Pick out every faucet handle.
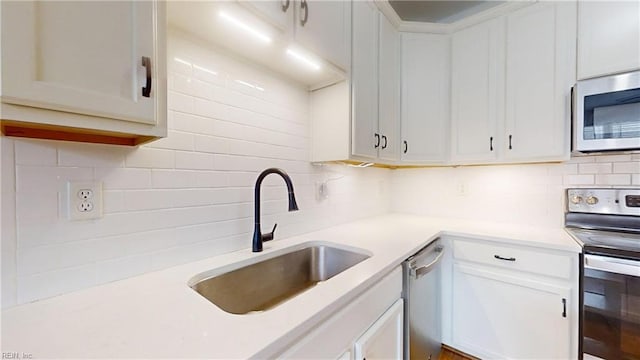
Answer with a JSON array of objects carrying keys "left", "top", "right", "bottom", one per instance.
[{"left": 262, "top": 223, "right": 277, "bottom": 242}]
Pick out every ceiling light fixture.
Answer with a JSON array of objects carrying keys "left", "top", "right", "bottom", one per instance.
[
  {"left": 286, "top": 48, "right": 321, "bottom": 71},
  {"left": 218, "top": 11, "right": 272, "bottom": 44}
]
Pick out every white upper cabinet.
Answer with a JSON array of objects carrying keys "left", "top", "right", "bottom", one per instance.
[
  {"left": 242, "top": 0, "right": 350, "bottom": 71},
  {"left": 377, "top": 12, "right": 401, "bottom": 163},
  {"left": 351, "top": 0, "right": 379, "bottom": 160},
  {"left": 577, "top": 1, "right": 640, "bottom": 80},
  {"left": 401, "top": 33, "right": 450, "bottom": 164},
  {"left": 503, "top": 1, "right": 575, "bottom": 162},
  {"left": 1, "top": 0, "right": 166, "bottom": 145},
  {"left": 242, "top": 1, "right": 294, "bottom": 31},
  {"left": 450, "top": 18, "right": 504, "bottom": 164},
  {"left": 294, "top": 1, "right": 351, "bottom": 71}
]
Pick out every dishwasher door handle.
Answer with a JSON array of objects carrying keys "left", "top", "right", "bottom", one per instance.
[{"left": 411, "top": 248, "right": 444, "bottom": 279}]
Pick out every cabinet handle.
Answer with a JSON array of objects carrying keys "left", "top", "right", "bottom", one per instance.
[
  {"left": 300, "top": 0, "right": 308, "bottom": 26},
  {"left": 381, "top": 135, "right": 387, "bottom": 149},
  {"left": 374, "top": 133, "right": 380, "bottom": 148},
  {"left": 403, "top": 140, "right": 408, "bottom": 154},
  {"left": 281, "top": 0, "right": 290, "bottom": 12},
  {"left": 562, "top": 298, "right": 567, "bottom": 318},
  {"left": 494, "top": 255, "right": 516, "bottom": 262},
  {"left": 508, "top": 134, "right": 513, "bottom": 150},
  {"left": 142, "top": 56, "right": 152, "bottom": 98},
  {"left": 490, "top": 136, "right": 494, "bottom": 151}
]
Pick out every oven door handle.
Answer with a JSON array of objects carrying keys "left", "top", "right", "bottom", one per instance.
[{"left": 584, "top": 254, "right": 640, "bottom": 277}]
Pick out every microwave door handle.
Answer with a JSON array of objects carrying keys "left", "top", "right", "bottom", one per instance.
[{"left": 585, "top": 255, "right": 640, "bottom": 277}]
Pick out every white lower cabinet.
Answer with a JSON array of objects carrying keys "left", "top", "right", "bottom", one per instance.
[
  {"left": 274, "top": 267, "right": 403, "bottom": 359},
  {"left": 354, "top": 299, "right": 404, "bottom": 360},
  {"left": 444, "top": 236, "right": 579, "bottom": 360}
]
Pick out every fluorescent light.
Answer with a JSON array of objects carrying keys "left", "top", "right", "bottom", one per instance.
[
  {"left": 193, "top": 64, "right": 218, "bottom": 76},
  {"left": 173, "top": 57, "right": 192, "bottom": 66},
  {"left": 286, "top": 48, "right": 321, "bottom": 71},
  {"left": 235, "top": 79, "right": 265, "bottom": 92},
  {"left": 219, "top": 11, "right": 272, "bottom": 44}
]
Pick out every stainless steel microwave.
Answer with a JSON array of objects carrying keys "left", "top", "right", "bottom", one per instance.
[{"left": 573, "top": 70, "right": 640, "bottom": 152}]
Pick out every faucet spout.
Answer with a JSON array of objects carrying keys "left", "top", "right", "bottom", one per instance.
[{"left": 252, "top": 168, "right": 298, "bottom": 252}]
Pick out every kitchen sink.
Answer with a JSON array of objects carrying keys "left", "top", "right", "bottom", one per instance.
[{"left": 188, "top": 243, "right": 371, "bottom": 314}]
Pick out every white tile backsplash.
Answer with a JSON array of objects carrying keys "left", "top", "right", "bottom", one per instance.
[
  {"left": 0, "top": 30, "right": 390, "bottom": 307},
  {"left": 391, "top": 155, "right": 640, "bottom": 228}
]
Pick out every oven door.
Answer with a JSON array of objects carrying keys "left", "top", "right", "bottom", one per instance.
[
  {"left": 573, "top": 70, "right": 640, "bottom": 153},
  {"left": 583, "top": 254, "right": 640, "bottom": 360}
]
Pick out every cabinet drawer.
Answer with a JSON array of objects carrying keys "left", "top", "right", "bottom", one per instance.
[{"left": 453, "top": 239, "right": 572, "bottom": 279}]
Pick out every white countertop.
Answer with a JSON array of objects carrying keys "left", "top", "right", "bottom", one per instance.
[{"left": 1, "top": 214, "right": 581, "bottom": 359}]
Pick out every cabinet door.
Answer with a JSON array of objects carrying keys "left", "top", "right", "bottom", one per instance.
[
  {"left": 377, "top": 13, "right": 400, "bottom": 163},
  {"left": 451, "top": 263, "right": 572, "bottom": 359},
  {"left": 450, "top": 18, "right": 504, "bottom": 163},
  {"left": 401, "top": 33, "right": 450, "bottom": 163},
  {"left": 578, "top": 1, "right": 640, "bottom": 80},
  {"left": 294, "top": 0, "right": 350, "bottom": 70},
  {"left": 1, "top": 1, "right": 158, "bottom": 125},
  {"left": 351, "top": 0, "right": 379, "bottom": 159},
  {"left": 241, "top": 1, "right": 294, "bottom": 31},
  {"left": 503, "top": 2, "right": 575, "bottom": 162},
  {"left": 354, "top": 299, "right": 404, "bottom": 360}
]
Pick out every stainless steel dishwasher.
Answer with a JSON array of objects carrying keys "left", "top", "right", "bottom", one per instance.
[{"left": 403, "top": 238, "right": 444, "bottom": 360}]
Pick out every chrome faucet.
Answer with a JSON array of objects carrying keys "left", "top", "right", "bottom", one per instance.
[{"left": 252, "top": 168, "right": 299, "bottom": 252}]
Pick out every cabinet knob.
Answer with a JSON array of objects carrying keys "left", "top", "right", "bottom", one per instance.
[{"left": 300, "top": 0, "right": 309, "bottom": 26}]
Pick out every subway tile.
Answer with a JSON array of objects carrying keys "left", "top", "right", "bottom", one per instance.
[
  {"left": 633, "top": 174, "right": 640, "bottom": 185},
  {"left": 2, "top": 137, "right": 16, "bottom": 194},
  {"left": 16, "top": 166, "right": 93, "bottom": 193},
  {"left": 15, "top": 191, "right": 59, "bottom": 222},
  {"left": 123, "top": 190, "right": 174, "bottom": 211},
  {"left": 151, "top": 169, "right": 228, "bottom": 189},
  {"left": 95, "top": 168, "right": 151, "bottom": 190},
  {"left": 563, "top": 174, "right": 595, "bottom": 185},
  {"left": 145, "top": 130, "right": 195, "bottom": 151},
  {"left": 613, "top": 161, "right": 640, "bottom": 174},
  {"left": 167, "top": 90, "right": 194, "bottom": 113},
  {"left": 567, "top": 155, "right": 596, "bottom": 163},
  {"left": 578, "top": 162, "right": 612, "bottom": 174},
  {"left": 175, "top": 151, "right": 215, "bottom": 170},
  {"left": 595, "top": 174, "right": 631, "bottom": 185},
  {"left": 595, "top": 154, "right": 632, "bottom": 163},
  {"left": 18, "top": 263, "right": 96, "bottom": 304},
  {"left": 58, "top": 142, "right": 127, "bottom": 167},
  {"left": 125, "top": 147, "right": 175, "bottom": 169},
  {"left": 102, "top": 190, "right": 125, "bottom": 214},
  {"left": 14, "top": 139, "right": 57, "bottom": 166}
]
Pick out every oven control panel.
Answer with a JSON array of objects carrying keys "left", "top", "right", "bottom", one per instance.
[{"left": 567, "top": 188, "right": 640, "bottom": 216}]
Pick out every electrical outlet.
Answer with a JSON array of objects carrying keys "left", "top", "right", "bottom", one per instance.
[
  {"left": 316, "top": 181, "right": 329, "bottom": 201},
  {"left": 68, "top": 181, "right": 103, "bottom": 220}
]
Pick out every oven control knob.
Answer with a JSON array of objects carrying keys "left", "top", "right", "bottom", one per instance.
[
  {"left": 586, "top": 196, "right": 599, "bottom": 205},
  {"left": 570, "top": 195, "right": 583, "bottom": 204}
]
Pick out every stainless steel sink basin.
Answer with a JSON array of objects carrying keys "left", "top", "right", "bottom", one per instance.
[{"left": 189, "top": 244, "right": 370, "bottom": 314}]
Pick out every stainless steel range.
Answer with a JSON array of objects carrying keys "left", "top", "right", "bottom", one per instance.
[{"left": 565, "top": 188, "right": 640, "bottom": 360}]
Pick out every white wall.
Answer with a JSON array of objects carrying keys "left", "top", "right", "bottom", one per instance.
[
  {"left": 0, "top": 31, "right": 391, "bottom": 308},
  {"left": 391, "top": 154, "right": 640, "bottom": 228}
]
